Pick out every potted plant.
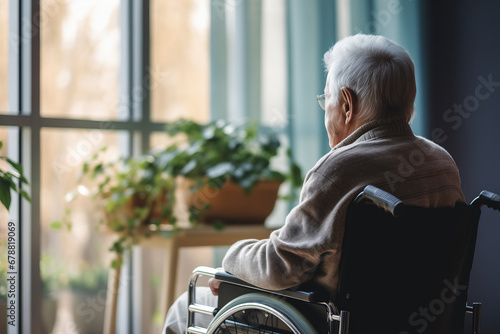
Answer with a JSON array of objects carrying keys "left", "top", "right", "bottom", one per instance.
[
  {"left": 159, "top": 119, "right": 303, "bottom": 225},
  {"left": 52, "top": 148, "right": 177, "bottom": 267}
]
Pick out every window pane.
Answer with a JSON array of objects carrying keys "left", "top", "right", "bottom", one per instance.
[
  {"left": 41, "top": 129, "right": 121, "bottom": 332},
  {"left": 40, "top": 0, "right": 120, "bottom": 120},
  {"left": 150, "top": 132, "right": 169, "bottom": 151},
  {"left": 0, "top": 0, "right": 8, "bottom": 113},
  {"left": 150, "top": 0, "right": 210, "bottom": 123}
]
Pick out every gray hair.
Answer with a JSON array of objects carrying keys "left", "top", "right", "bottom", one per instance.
[{"left": 323, "top": 34, "right": 416, "bottom": 124}]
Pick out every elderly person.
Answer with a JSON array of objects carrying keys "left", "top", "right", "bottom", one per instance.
[{"left": 163, "top": 34, "right": 464, "bottom": 333}]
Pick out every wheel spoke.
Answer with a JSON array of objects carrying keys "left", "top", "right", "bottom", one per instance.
[{"left": 232, "top": 315, "right": 238, "bottom": 334}]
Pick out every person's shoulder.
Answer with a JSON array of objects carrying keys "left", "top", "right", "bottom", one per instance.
[
  {"left": 310, "top": 143, "right": 368, "bottom": 176},
  {"left": 313, "top": 133, "right": 457, "bottom": 175},
  {"left": 413, "top": 135, "right": 455, "bottom": 159}
]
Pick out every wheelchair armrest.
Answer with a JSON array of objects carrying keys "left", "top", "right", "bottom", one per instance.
[{"left": 215, "top": 270, "right": 329, "bottom": 303}]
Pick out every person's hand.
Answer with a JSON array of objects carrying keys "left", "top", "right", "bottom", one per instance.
[{"left": 208, "top": 278, "right": 222, "bottom": 296}]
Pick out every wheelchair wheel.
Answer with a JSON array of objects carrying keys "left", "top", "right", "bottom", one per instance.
[{"left": 206, "top": 293, "right": 318, "bottom": 334}]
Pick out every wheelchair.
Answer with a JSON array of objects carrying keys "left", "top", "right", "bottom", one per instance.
[{"left": 184, "top": 186, "right": 500, "bottom": 334}]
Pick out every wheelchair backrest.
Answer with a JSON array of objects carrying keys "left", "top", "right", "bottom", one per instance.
[{"left": 336, "top": 201, "right": 481, "bottom": 334}]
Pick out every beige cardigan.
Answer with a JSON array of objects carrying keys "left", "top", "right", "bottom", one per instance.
[{"left": 222, "top": 120, "right": 465, "bottom": 299}]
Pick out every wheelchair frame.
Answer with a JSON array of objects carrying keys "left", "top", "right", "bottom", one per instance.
[{"left": 186, "top": 266, "right": 349, "bottom": 334}]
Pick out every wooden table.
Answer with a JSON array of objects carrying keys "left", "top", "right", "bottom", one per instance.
[{"left": 140, "top": 224, "right": 274, "bottom": 317}]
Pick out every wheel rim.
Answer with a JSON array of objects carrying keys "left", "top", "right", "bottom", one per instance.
[{"left": 207, "top": 301, "right": 302, "bottom": 334}]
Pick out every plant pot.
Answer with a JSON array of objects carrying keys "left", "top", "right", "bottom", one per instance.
[
  {"left": 188, "top": 180, "right": 282, "bottom": 225},
  {"left": 104, "top": 191, "right": 174, "bottom": 230}
]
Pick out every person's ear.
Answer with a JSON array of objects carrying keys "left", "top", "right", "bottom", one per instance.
[{"left": 341, "top": 87, "right": 355, "bottom": 124}]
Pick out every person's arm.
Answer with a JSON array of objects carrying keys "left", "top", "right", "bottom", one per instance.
[{"left": 221, "top": 170, "right": 346, "bottom": 290}]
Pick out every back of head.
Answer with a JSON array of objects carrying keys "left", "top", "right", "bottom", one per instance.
[{"left": 324, "top": 34, "right": 416, "bottom": 124}]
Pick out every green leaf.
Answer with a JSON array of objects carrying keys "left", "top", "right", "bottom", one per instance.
[
  {"left": 5, "top": 170, "right": 21, "bottom": 181},
  {"left": 6, "top": 158, "right": 25, "bottom": 178},
  {"left": 244, "top": 123, "right": 258, "bottom": 139},
  {"left": 264, "top": 170, "right": 286, "bottom": 181},
  {"left": 50, "top": 221, "right": 63, "bottom": 230},
  {"left": 19, "top": 174, "right": 28, "bottom": 185},
  {"left": 111, "top": 257, "right": 123, "bottom": 269},
  {"left": 213, "top": 220, "right": 226, "bottom": 231},
  {"left": 156, "top": 151, "right": 176, "bottom": 170},
  {"left": 82, "top": 161, "right": 89, "bottom": 175},
  {"left": 0, "top": 141, "right": 3, "bottom": 150},
  {"left": 237, "top": 175, "right": 259, "bottom": 193},
  {"left": 20, "top": 189, "right": 31, "bottom": 202},
  {"left": 180, "top": 160, "right": 197, "bottom": 175},
  {"left": 289, "top": 162, "right": 303, "bottom": 187},
  {"left": 91, "top": 163, "right": 104, "bottom": 179},
  {"left": 202, "top": 126, "right": 215, "bottom": 140},
  {"left": 0, "top": 178, "right": 12, "bottom": 210},
  {"left": 0, "top": 173, "right": 17, "bottom": 190},
  {"left": 4, "top": 160, "right": 21, "bottom": 175},
  {"left": 185, "top": 140, "right": 203, "bottom": 155},
  {"left": 206, "top": 162, "right": 233, "bottom": 179},
  {"left": 109, "top": 238, "right": 126, "bottom": 254}
]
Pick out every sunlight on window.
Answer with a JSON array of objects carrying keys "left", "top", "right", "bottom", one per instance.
[
  {"left": 150, "top": 0, "right": 210, "bottom": 123},
  {"left": 40, "top": 0, "right": 120, "bottom": 120}
]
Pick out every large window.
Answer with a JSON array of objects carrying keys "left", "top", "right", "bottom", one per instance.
[{"left": 3, "top": 0, "right": 213, "bottom": 332}]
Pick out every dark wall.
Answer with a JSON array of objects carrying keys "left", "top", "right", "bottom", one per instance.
[{"left": 422, "top": 0, "right": 500, "bottom": 332}]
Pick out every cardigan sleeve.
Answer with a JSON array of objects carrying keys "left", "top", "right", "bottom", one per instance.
[{"left": 221, "top": 170, "right": 347, "bottom": 290}]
